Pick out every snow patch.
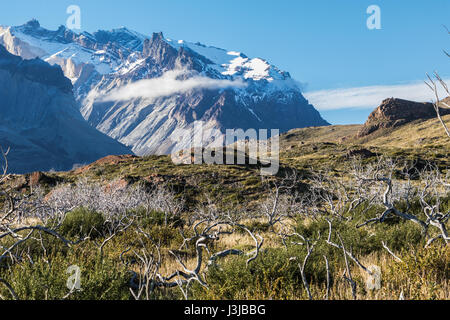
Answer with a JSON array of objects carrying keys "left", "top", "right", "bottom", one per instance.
[{"left": 6, "top": 22, "right": 296, "bottom": 89}]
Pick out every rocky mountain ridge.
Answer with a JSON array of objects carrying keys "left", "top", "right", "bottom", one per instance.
[
  {"left": 357, "top": 97, "right": 450, "bottom": 137},
  {"left": 0, "top": 45, "right": 132, "bottom": 173},
  {"left": 0, "top": 20, "right": 329, "bottom": 155}
]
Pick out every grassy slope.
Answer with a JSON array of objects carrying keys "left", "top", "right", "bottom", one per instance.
[
  {"left": 280, "top": 114, "right": 450, "bottom": 169},
  {"left": 8, "top": 114, "right": 446, "bottom": 208},
  {"left": 363, "top": 115, "right": 450, "bottom": 148},
  {"left": 1, "top": 115, "right": 449, "bottom": 301},
  {"left": 281, "top": 114, "right": 450, "bottom": 149}
]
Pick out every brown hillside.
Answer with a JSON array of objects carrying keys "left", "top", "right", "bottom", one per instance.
[{"left": 357, "top": 98, "right": 450, "bottom": 138}]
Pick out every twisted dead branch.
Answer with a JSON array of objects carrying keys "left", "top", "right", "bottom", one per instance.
[
  {"left": 298, "top": 237, "right": 318, "bottom": 300},
  {"left": 353, "top": 160, "right": 449, "bottom": 246},
  {"left": 337, "top": 233, "right": 357, "bottom": 300},
  {"left": 425, "top": 27, "right": 450, "bottom": 138},
  {"left": 425, "top": 72, "right": 450, "bottom": 138},
  {"left": 0, "top": 278, "right": 18, "bottom": 300},
  {"left": 126, "top": 212, "right": 266, "bottom": 299}
]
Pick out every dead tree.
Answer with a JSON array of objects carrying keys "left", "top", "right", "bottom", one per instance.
[
  {"left": 298, "top": 236, "right": 319, "bottom": 300},
  {"left": 355, "top": 160, "right": 449, "bottom": 246},
  {"left": 259, "top": 170, "right": 301, "bottom": 228},
  {"left": 0, "top": 150, "right": 94, "bottom": 300},
  {"left": 425, "top": 72, "right": 450, "bottom": 138},
  {"left": 125, "top": 229, "right": 162, "bottom": 300},
  {"left": 424, "top": 26, "right": 450, "bottom": 138},
  {"left": 153, "top": 212, "right": 264, "bottom": 299}
]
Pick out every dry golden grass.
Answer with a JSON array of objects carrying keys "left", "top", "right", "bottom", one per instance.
[
  {"left": 282, "top": 125, "right": 362, "bottom": 146},
  {"left": 280, "top": 115, "right": 450, "bottom": 150},
  {"left": 365, "top": 115, "right": 450, "bottom": 149}
]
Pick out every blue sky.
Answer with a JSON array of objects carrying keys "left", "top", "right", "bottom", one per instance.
[{"left": 0, "top": 0, "right": 449, "bottom": 124}]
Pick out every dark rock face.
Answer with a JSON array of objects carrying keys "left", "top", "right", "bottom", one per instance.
[
  {"left": 142, "top": 33, "right": 178, "bottom": 67},
  {"left": 357, "top": 98, "right": 450, "bottom": 137},
  {"left": 0, "top": 45, "right": 132, "bottom": 174},
  {"left": 346, "top": 148, "right": 377, "bottom": 159},
  {"left": 29, "top": 171, "right": 62, "bottom": 187},
  {"left": 0, "top": 45, "right": 72, "bottom": 93}
]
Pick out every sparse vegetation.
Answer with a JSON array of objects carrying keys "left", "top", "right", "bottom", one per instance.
[
  {"left": 59, "top": 208, "right": 105, "bottom": 239},
  {"left": 0, "top": 118, "right": 449, "bottom": 301}
]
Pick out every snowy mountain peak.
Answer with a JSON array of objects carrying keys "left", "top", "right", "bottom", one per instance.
[
  {"left": 152, "top": 31, "right": 165, "bottom": 41},
  {"left": 0, "top": 20, "right": 292, "bottom": 84},
  {"left": 164, "top": 36, "right": 289, "bottom": 82},
  {"left": 23, "top": 19, "right": 40, "bottom": 29},
  {"left": 0, "top": 20, "right": 329, "bottom": 156}
]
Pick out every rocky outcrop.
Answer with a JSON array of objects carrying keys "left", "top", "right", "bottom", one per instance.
[
  {"left": 0, "top": 45, "right": 132, "bottom": 174},
  {"left": 0, "top": 44, "right": 72, "bottom": 93},
  {"left": 357, "top": 98, "right": 450, "bottom": 137},
  {"left": 29, "top": 171, "right": 62, "bottom": 187},
  {"left": 73, "top": 154, "right": 138, "bottom": 174},
  {"left": 346, "top": 148, "right": 377, "bottom": 159}
]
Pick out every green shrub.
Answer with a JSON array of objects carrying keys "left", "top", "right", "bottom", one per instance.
[
  {"left": 373, "top": 220, "right": 424, "bottom": 252},
  {"left": 130, "top": 207, "right": 184, "bottom": 229},
  {"left": 296, "top": 217, "right": 381, "bottom": 256},
  {"left": 0, "top": 251, "right": 131, "bottom": 300},
  {"left": 147, "top": 225, "right": 183, "bottom": 247},
  {"left": 60, "top": 207, "right": 105, "bottom": 239},
  {"left": 192, "top": 246, "right": 330, "bottom": 300}
]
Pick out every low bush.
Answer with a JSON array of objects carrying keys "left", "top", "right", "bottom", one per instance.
[
  {"left": 192, "top": 247, "right": 304, "bottom": 300},
  {"left": 60, "top": 207, "right": 105, "bottom": 239},
  {"left": 0, "top": 250, "right": 130, "bottom": 300},
  {"left": 134, "top": 207, "right": 183, "bottom": 228}
]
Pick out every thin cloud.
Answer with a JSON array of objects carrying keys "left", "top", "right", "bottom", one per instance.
[
  {"left": 304, "top": 80, "right": 450, "bottom": 111},
  {"left": 99, "top": 69, "right": 247, "bottom": 102}
]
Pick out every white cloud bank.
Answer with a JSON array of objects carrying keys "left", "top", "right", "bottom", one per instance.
[
  {"left": 100, "top": 69, "right": 247, "bottom": 102},
  {"left": 304, "top": 80, "right": 450, "bottom": 111}
]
